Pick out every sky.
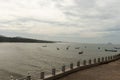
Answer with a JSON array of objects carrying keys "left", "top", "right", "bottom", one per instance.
[{"left": 0, "top": 0, "right": 120, "bottom": 43}]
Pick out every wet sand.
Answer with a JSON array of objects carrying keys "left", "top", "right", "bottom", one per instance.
[{"left": 59, "top": 59, "right": 120, "bottom": 80}]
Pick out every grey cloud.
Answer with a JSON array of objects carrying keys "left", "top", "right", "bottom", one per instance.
[
  {"left": 0, "top": 17, "right": 81, "bottom": 27},
  {"left": 55, "top": 0, "right": 120, "bottom": 22},
  {"left": 1, "top": 0, "right": 120, "bottom": 43},
  {"left": 74, "top": 0, "right": 96, "bottom": 9},
  {"left": 105, "top": 26, "right": 120, "bottom": 32}
]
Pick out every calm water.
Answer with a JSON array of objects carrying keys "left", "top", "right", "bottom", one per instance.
[{"left": 0, "top": 43, "right": 119, "bottom": 80}]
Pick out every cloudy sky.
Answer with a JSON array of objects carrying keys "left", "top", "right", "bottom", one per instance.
[{"left": 0, "top": 0, "right": 120, "bottom": 43}]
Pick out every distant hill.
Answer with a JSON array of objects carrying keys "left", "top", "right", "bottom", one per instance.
[{"left": 0, "top": 35, "right": 55, "bottom": 43}]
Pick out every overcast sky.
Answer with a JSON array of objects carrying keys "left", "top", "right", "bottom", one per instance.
[{"left": 0, "top": 0, "right": 120, "bottom": 43}]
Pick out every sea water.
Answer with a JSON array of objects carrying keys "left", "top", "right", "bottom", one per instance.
[{"left": 0, "top": 43, "right": 119, "bottom": 80}]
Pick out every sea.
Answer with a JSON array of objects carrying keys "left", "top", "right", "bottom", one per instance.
[{"left": 0, "top": 43, "right": 119, "bottom": 80}]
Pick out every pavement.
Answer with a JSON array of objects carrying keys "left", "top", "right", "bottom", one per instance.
[{"left": 58, "top": 59, "right": 120, "bottom": 80}]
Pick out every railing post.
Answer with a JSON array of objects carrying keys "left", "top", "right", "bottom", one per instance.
[
  {"left": 112, "top": 56, "right": 114, "bottom": 59},
  {"left": 110, "top": 56, "right": 112, "bottom": 60},
  {"left": 108, "top": 56, "right": 110, "bottom": 61},
  {"left": 77, "top": 61, "right": 80, "bottom": 67},
  {"left": 94, "top": 58, "right": 96, "bottom": 64},
  {"left": 112, "top": 55, "right": 114, "bottom": 59},
  {"left": 98, "top": 58, "right": 100, "bottom": 63},
  {"left": 10, "top": 75, "right": 14, "bottom": 80},
  {"left": 40, "top": 72, "right": 45, "bottom": 79},
  {"left": 102, "top": 57, "right": 104, "bottom": 62},
  {"left": 62, "top": 65, "right": 65, "bottom": 72},
  {"left": 89, "top": 59, "right": 92, "bottom": 65},
  {"left": 105, "top": 57, "right": 107, "bottom": 61},
  {"left": 113, "top": 55, "right": 115, "bottom": 58},
  {"left": 70, "top": 63, "right": 73, "bottom": 70},
  {"left": 83, "top": 60, "right": 86, "bottom": 66},
  {"left": 109, "top": 56, "right": 111, "bottom": 60},
  {"left": 52, "top": 68, "right": 56, "bottom": 76},
  {"left": 26, "top": 73, "right": 31, "bottom": 80},
  {"left": 113, "top": 55, "right": 115, "bottom": 59}
]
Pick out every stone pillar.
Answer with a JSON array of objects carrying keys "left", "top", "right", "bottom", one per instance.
[
  {"left": 10, "top": 75, "right": 14, "bottom": 80},
  {"left": 110, "top": 56, "right": 112, "bottom": 60},
  {"left": 40, "top": 72, "right": 45, "bottom": 79},
  {"left": 77, "top": 61, "right": 80, "bottom": 67},
  {"left": 94, "top": 58, "right": 96, "bottom": 64},
  {"left": 108, "top": 56, "right": 110, "bottom": 60},
  {"left": 113, "top": 55, "right": 115, "bottom": 58},
  {"left": 98, "top": 58, "right": 100, "bottom": 63},
  {"left": 52, "top": 68, "right": 56, "bottom": 76},
  {"left": 83, "top": 60, "right": 86, "bottom": 66},
  {"left": 70, "top": 63, "right": 73, "bottom": 70},
  {"left": 26, "top": 73, "right": 31, "bottom": 80},
  {"left": 105, "top": 57, "right": 107, "bottom": 61},
  {"left": 89, "top": 59, "right": 92, "bottom": 65},
  {"left": 62, "top": 65, "right": 65, "bottom": 72},
  {"left": 109, "top": 56, "right": 111, "bottom": 60},
  {"left": 102, "top": 57, "right": 104, "bottom": 62}
]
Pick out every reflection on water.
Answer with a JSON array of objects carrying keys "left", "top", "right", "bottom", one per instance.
[{"left": 0, "top": 43, "right": 119, "bottom": 80}]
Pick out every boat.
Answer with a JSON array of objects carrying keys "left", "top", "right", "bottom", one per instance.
[
  {"left": 105, "top": 49, "right": 117, "bottom": 52},
  {"left": 114, "top": 47, "right": 120, "bottom": 49},
  {"left": 78, "top": 51, "right": 84, "bottom": 54}
]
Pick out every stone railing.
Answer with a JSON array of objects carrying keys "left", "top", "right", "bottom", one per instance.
[{"left": 10, "top": 54, "right": 120, "bottom": 80}]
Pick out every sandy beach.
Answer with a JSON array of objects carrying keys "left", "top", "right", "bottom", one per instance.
[{"left": 59, "top": 59, "right": 120, "bottom": 80}]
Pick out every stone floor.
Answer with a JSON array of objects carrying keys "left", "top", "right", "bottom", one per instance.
[{"left": 58, "top": 59, "right": 120, "bottom": 80}]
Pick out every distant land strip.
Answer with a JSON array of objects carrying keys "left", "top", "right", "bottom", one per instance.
[{"left": 0, "top": 35, "right": 56, "bottom": 43}]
